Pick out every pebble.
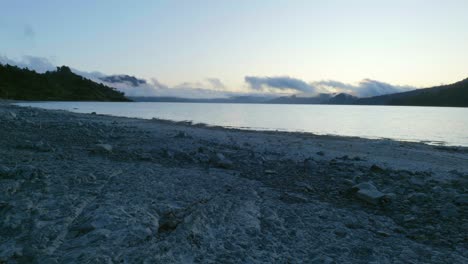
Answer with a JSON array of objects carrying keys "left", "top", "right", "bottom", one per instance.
[
  {"left": 439, "top": 203, "right": 459, "bottom": 218},
  {"left": 95, "top": 144, "right": 113, "bottom": 152},
  {"left": 407, "top": 192, "right": 429, "bottom": 203},
  {"left": 211, "top": 153, "right": 234, "bottom": 169},
  {"left": 454, "top": 194, "right": 468, "bottom": 206},
  {"left": 352, "top": 182, "right": 386, "bottom": 205}
]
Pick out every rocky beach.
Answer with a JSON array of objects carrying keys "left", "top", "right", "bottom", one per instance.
[{"left": 0, "top": 102, "right": 467, "bottom": 263}]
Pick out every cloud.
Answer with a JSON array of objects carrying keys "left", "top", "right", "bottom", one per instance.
[
  {"left": 98, "top": 76, "right": 233, "bottom": 98},
  {"left": 99, "top": 75, "right": 147, "bottom": 87},
  {"left": 0, "top": 55, "right": 416, "bottom": 98},
  {"left": 206, "top": 78, "right": 226, "bottom": 90},
  {"left": 313, "top": 79, "right": 415, "bottom": 97},
  {"left": 244, "top": 75, "right": 415, "bottom": 97},
  {"left": 245, "top": 76, "right": 316, "bottom": 93},
  {"left": 0, "top": 55, "right": 55, "bottom": 73}
]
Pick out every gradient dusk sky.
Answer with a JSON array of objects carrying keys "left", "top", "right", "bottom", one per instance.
[{"left": 1, "top": 0, "right": 467, "bottom": 91}]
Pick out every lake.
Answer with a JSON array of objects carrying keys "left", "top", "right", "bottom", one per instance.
[{"left": 16, "top": 102, "right": 468, "bottom": 147}]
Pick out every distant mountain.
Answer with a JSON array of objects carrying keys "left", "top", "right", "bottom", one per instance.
[
  {"left": 131, "top": 93, "right": 358, "bottom": 105},
  {"left": 326, "top": 93, "right": 358, "bottom": 104},
  {"left": 100, "top": 75, "right": 147, "bottom": 87},
  {"left": 130, "top": 95, "right": 273, "bottom": 104},
  {"left": 356, "top": 78, "right": 468, "bottom": 107},
  {"left": 0, "top": 64, "right": 130, "bottom": 101},
  {"left": 266, "top": 94, "right": 333, "bottom": 104}
]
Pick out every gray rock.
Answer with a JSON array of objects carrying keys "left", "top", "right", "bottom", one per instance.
[
  {"left": 211, "top": 153, "right": 233, "bottom": 169},
  {"left": 0, "top": 165, "right": 11, "bottom": 177},
  {"left": 407, "top": 192, "right": 429, "bottom": 203},
  {"left": 34, "top": 140, "right": 53, "bottom": 152},
  {"left": 409, "top": 177, "right": 425, "bottom": 186},
  {"left": 174, "top": 131, "right": 190, "bottom": 138},
  {"left": 352, "top": 182, "right": 386, "bottom": 205},
  {"left": 9, "top": 111, "right": 17, "bottom": 119},
  {"left": 95, "top": 144, "right": 113, "bottom": 152},
  {"left": 439, "top": 203, "right": 458, "bottom": 218},
  {"left": 158, "top": 212, "right": 180, "bottom": 233},
  {"left": 454, "top": 194, "right": 468, "bottom": 206},
  {"left": 370, "top": 164, "right": 385, "bottom": 173}
]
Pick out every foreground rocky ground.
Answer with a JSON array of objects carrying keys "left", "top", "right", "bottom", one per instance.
[{"left": 0, "top": 103, "right": 467, "bottom": 263}]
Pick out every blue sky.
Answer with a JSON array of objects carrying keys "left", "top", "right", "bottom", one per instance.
[{"left": 1, "top": 0, "right": 468, "bottom": 96}]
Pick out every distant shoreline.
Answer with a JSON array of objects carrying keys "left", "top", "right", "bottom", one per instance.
[{"left": 15, "top": 101, "right": 468, "bottom": 147}]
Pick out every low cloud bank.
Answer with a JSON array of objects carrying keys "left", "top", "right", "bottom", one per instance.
[
  {"left": 0, "top": 55, "right": 55, "bottom": 73},
  {"left": 313, "top": 79, "right": 415, "bottom": 97},
  {"left": 1, "top": 55, "right": 416, "bottom": 98},
  {"left": 245, "top": 75, "right": 416, "bottom": 97},
  {"left": 245, "top": 76, "right": 316, "bottom": 93}
]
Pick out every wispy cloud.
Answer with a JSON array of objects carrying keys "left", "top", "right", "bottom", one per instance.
[{"left": 23, "top": 24, "right": 35, "bottom": 38}]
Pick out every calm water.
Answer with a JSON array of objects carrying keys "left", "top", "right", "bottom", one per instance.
[{"left": 17, "top": 102, "right": 468, "bottom": 147}]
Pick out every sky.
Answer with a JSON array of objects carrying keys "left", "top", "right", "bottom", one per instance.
[{"left": 1, "top": 0, "right": 468, "bottom": 97}]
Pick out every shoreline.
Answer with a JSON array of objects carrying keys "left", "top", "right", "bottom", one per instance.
[
  {"left": 1, "top": 102, "right": 467, "bottom": 263},
  {"left": 15, "top": 101, "right": 468, "bottom": 148}
]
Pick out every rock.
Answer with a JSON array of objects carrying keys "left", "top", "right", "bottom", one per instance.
[
  {"left": 9, "top": 111, "right": 17, "bottom": 119},
  {"left": 439, "top": 203, "right": 458, "bottom": 218},
  {"left": 409, "top": 177, "right": 425, "bottom": 186},
  {"left": 454, "top": 194, "right": 468, "bottom": 206},
  {"left": 158, "top": 212, "right": 180, "bottom": 233},
  {"left": 174, "top": 131, "right": 190, "bottom": 138},
  {"left": 376, "top": 230, "right": 391, "bottom": 237},
  {"left": 407, "top": 192, "right": 429, "bottom": 203},
  {"left": 334, "top": 227, "right": 348, "bottom": 238},
  {"left": 91, "top": 112, "right": 97, "bottom": 115},
  {"left": 34, "top": 140, "right": 53, "bottom": 152},
  {"left": 138, "top": 152, "right": 153, "bottom": 161},
  {"left": 211, "top": 153, "right": 233, "bottom": 169},
  {"left": 316, "top": 151, "right": 325, "bottom": 156},
  {"left": 95, "top": 144, "right": 113, "bottom": 152},
  {"left": 432, "top": 186, "right": 443, "bottom": 194},
  {"left": 370, "top": 164, "right": 385, "bottom": 173},
  {"left": 352, "top": 182, "right": 387, "bottom": 205},
  {"left": 303, "top": 158, "right": 315, "bottom": 171},
  {"left": 196, "top": 152, "right": 210, "bottom": 163},
  {"left": 311, "top": 256, "right": 334, "bottom": 264},
  {"left": 0, "top": 165, "right": 11, "bottom": 178}
]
